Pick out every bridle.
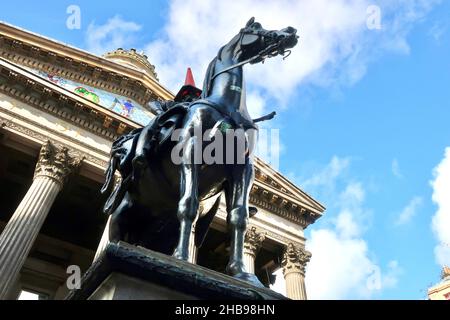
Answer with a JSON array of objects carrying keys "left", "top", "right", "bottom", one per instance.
[{"left": 210, "top": 27, "right": 293, "bottom": 82}]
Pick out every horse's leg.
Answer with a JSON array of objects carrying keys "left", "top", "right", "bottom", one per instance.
[
  {"left": 132, "top": 125, "right": 152, "bottom": 175},
  {"left": 225, "top": 160, "right": 254, "bottom": 276},
  {"left": 172, "top": 131, "right": 200, "bottom": 261},
  {"left": 109, "top": 193, "right": 133, "bottom": 243},
  {"left": 224, "top": 160, "right": 264, "bottom": 287}
]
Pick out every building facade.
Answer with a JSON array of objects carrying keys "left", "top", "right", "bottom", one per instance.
[
  {"left": 428, "top": 267, "right": 450, "bottom": 300},
  {"left": 0, "top": 22, "right": 325, "bottom": 300}
]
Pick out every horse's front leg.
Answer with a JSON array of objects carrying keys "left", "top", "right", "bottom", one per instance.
[
  {"left": 225, "top": 161, "right": 264, "bottom": 287},
  {"left": 225, "top": 161, "right": 254, "bottom": 276},
  {"left": 173, "top": 134, "right": 199, "bottom": 261}
]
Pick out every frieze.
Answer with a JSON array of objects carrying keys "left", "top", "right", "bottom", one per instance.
[
  {"left": 0, "top": 68, "right": 127, "bottom": 141},
  {"left": 0, "top": 38, "right": 152, "bottom": 106}
]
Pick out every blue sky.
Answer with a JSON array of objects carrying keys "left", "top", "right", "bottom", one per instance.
[{"left": 1, "top": 0, "right": 449, "bottom": 299}]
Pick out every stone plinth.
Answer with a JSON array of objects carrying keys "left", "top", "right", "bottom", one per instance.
[{"left": 67, "top": 242, "right": 288, "bottom": 300}]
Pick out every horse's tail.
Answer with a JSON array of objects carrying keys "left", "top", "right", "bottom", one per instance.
[
  {"left": 195, "top": 195, "right": 222, "bottom": 248},
  {"left": 101, "top": 128, "right": 142, "bottom": 214}
]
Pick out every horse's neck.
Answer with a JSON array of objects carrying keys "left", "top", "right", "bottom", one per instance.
[
  {"left": 206, "top": 46, "right": 250, "bottom": 119},
  {"left": 207, "top": 62, "right": 242, "bottom": 109}
]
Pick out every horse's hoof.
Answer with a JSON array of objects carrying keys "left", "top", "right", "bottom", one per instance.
[
  {"left": 226, "top": 261, "right": 246, "bottom": 276},
  {"left": 172, "top": 250, "right": 188, "bottom": 261},
  {"left": 233, "top": 272, "right": 266, "bottom": 288}
]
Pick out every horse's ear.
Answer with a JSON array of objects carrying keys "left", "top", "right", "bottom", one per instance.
[{"left": 246, "top": 17, "right": 255, "bottom": 27}]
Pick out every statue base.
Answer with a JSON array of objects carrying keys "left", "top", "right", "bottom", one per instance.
[{"left": 66, "top": 242, "right": 288, "bottom": 300}]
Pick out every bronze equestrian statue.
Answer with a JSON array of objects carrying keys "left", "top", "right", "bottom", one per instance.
[{"left": 101, "top": 18, "right": 298, "bottom": 287}]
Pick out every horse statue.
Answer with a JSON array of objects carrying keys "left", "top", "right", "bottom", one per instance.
[{"left": 101, "top": 17, "right": 298, "bottom": 287}]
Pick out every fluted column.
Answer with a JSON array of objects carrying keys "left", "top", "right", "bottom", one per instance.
[
  {"left": 243, "top": 226, "right": 265, "bottom": 274},
  {"left": 281, "top": 243, "right": 311, "bottom": 300},
  {"left": 0, "top": 141, "right": 82, "bottom": 299},
  {"left": 94, "top": 216, "right": 111, "bottom": 262}
]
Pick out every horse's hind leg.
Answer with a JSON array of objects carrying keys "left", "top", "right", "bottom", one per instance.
[{"left": 173, "top": 135, "right": 199, "bottom": 261}]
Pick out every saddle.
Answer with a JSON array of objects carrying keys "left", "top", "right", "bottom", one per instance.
[
  {"left": 101, "top": 98, "right": 275, "bottom": 216},
  {"left": 101, "top": 103, "right": 189, "bottom": 215}
]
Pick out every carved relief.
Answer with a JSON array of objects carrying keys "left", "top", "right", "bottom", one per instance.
[
  {"left": 281, "top": 243, "right": 312, "bottom": 276},
  {"left": 244, "top": 226, "right": 266, "bottom": 257},
  {"left": 34, "top": 140, "right": 83, "bottom": 186}
]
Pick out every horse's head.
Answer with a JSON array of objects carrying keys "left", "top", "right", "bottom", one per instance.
[
  {"left": 202, "top": 17, "right": 299, "bottom": 100},
  {"left": 236, "top": 17, "right": 298, "bottom": 63}
]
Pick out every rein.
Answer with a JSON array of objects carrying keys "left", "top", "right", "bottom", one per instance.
[{"left": 210, "top": 29, "right": 290, "bottom": 82}]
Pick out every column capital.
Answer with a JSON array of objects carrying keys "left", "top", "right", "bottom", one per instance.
[
  {"left": 34, "top": 140, "right": 83, "bottom": 187},
  {"left": 281, "top": 243, "right": 311, "bottom": 277},
  {"left": 244, "top": 226, "right": 266, "bottom": 257}
]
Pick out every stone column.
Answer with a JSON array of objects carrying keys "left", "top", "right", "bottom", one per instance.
[
  {"left": 0, "top": 141, "right": 82, "bottom": 299},
  {"left": 93, "top": 216, "right": 111, "bottom": 262},
  {"left": 281, "top": 243, "right": 311, "bottom": 300},
  {"left": 243, "top": 226, "right": 265, "bottom": 274}
]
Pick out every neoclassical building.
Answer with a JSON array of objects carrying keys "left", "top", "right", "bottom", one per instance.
[
  {"left": 428, "top": 266, "right": 450, "bottom": 300},
  {"left": 0, "top": 22, "right": 325, "bottom": 300}
]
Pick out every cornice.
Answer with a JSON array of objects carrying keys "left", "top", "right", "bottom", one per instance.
[
  {"left": 0, "top": 22, "right": 173, "bottom": 103},
  {"left": 255, "top": 158, "right": 326, "bottom": 214},
  {"left": 103, "top": 48, "right": 158, "bottom": 80},
  {"left": 0, "top": 57, "right": 141, "bottom": 140},
  {"left": 428, "top": 282, "right": 450, "bottom": 295}
]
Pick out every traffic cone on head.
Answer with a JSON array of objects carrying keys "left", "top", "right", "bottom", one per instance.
[
  {"left": 174, "top": 67, "right": 202, "bottom": 102},
  {"left": 184, "top": 67, "right": 196, "bottom": 87}
]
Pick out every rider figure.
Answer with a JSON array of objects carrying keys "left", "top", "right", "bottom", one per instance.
[{"left": 133, "top": 68, "right": 202, "bottom": 170}]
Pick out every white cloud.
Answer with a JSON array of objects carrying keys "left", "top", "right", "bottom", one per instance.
[
  {"left": 392, "top": 158, "right": 403, "bottom": 178},
  {"left": 86, "top": 15, "right": 142, "bottom": 55},
  {"left": 382, "top": 260, "right": 403, "bottom": 289},
  {"left": 271, "top": 160, "right": 398, "bottom": 299},
  {"left": 395, "top": 196, "right": 423, "bottom": 226},
  {"left": 82, "top": 1, "right": 439, "bottom": 172},
  {"left": 431, "top": 147, "right": 450, "bottom": 266},
  {"left": 428, "top": 21, "right": 447, "bottom": 43},
  {"left": 287, "top": 156, "right": 400, "bottom": 299},
  {"left": 301, "top": 156, "right": 351, "bottom": 193},
  {"left": 141, "top": 0, "right": 439, "bottom": 113},
  {"left": 270, "top": 269, "right": 286, "bottom": 296}
]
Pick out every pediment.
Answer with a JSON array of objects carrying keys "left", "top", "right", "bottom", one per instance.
[{"left": 253, "top": 157, "right": 325, "bottom": 216}]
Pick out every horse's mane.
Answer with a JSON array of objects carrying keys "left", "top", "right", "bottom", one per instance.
[
  {"left": 201, "top": 46, "right": 229, "bottom": 99},
  {"left": 201, "top": 57, "right": 216, "bottom": 99}
]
